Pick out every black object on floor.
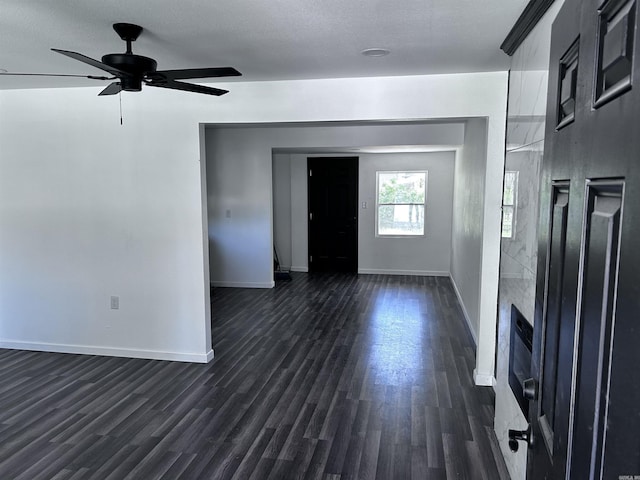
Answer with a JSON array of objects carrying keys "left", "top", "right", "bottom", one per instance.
[{"left": 273, "top": 245, "right": 291, "bottom": 281}]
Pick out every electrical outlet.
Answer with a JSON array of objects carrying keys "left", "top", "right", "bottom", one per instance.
[{"left": 110, "top": 296, "right": 119, "bottom": 310}]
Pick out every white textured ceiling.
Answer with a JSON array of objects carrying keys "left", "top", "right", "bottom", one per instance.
[{"left": 0, "top": 0, "right": 528, "bottom": 90}]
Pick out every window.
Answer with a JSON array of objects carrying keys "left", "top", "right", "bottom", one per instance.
[
  {"left": 502, "top": 171, "right": 519, "bottom": 238},
  {"left": 376, "top": 171, "right": 427, "bottom": 236}
]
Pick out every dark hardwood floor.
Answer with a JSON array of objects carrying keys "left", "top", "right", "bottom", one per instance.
[{"left": 0, "top": 273, "right": 509, "bottom": 479}]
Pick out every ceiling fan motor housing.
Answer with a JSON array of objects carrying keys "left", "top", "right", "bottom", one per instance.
[{"left": 101, "top": 53, "right": 157, "bottom": 91}]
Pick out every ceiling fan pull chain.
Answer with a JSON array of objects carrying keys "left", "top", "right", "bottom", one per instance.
[{"left": 119, "top": 91, "right": 123, "bottom": 125}]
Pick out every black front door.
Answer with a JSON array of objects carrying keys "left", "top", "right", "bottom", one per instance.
[
  {"left": 528, "top": 0, "right": 640, "bottom": 478},
  {"left": 307, "top": 157, "right": 358, "bottom": 273}
]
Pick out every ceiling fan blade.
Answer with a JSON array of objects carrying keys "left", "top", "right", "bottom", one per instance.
[
  {"left": 98, "top": 82, "right": 122, "bottom": 96},
  {"left": 148, "top": 67, "right": 241, "bottom": 81},
  {"left": 0, "top": 72, "right": 113, "bottom": 80},
  {"left": 147, "top": 79, "right": 229, "bottom": 96},
  {"left": 51, "top": 49, "right": 131, "bottom": 78}
]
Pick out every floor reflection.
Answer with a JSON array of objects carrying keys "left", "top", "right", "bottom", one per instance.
[{"left": 368, "top": 290, "right": 424, "bottom": 386}]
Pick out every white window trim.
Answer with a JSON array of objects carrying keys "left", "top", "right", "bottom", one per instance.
[{"left": 375, "top": 170, "right": 428, "bottom": 238}]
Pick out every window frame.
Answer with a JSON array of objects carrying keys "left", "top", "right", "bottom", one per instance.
[
  {"left": 501, "top": 170, "right": 519, "bottom": 239},
  {"left": 375, "top": 170, "right": 428, "bottom": 238}
]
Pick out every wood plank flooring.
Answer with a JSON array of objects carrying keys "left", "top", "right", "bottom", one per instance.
[{"left": 0, "top": 273, "right": 510, "bottom": 479}]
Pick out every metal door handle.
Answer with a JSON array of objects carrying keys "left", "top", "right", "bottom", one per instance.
[{"left": 508, "top": 425, "right": 533, "bottom": 452}]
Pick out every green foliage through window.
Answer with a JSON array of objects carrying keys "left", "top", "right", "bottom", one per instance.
[{"left": 377, "top": 172, "right": 427, "bottom": 236}]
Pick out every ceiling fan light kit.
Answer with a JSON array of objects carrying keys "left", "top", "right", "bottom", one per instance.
[{"left": 4, "top": 22, "right": 241, "bottom": 97}]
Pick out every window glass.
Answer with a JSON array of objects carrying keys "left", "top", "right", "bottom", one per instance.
[
  {"left": 502, "top": 171, "right": 519, "bottom": 238},
  {"left": 376, "top": 171, "right": 427, "bottom": 236}
]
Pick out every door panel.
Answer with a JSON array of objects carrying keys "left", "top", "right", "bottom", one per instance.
[
  {"left": 538, "top": 184, "right": 570, "bottom": 456},
  {"left": 570, "top": 182, "right": 624, "bottom": 479},
  {"left": 307, "top": 157, "right": 358, "bottom": 273},
  {"left": 528, "top": 0, "right": 640, "bottom": 477},
  {"left": 594, "top": 0, "right": 635, "bottom": 107}
]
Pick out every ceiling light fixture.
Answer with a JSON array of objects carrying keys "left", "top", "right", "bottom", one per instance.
[{"left": 361, "top": 48, "right": 390, "bottom": 57}]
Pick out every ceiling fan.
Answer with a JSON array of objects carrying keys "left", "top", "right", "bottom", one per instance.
[{"left": 1, "top": 23, "right": 241, "bottom": 96}]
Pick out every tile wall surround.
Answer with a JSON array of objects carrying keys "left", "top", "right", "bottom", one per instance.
[{"left": 494, "top": 1, "right": 565, "bottom": 479}]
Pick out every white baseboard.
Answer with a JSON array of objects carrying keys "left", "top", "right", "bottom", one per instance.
[
  {"left": 211, "top": 281, "right": 275, "bottom": 288},
  {"left": 473, "top": 369, "right": 496, "bottom": 387},
  {"left": 0, "top": 340, "right": 214, "bottom": 363},
  {"left": 449, "top": 274, "right": 478, "bottom": 346},
  {"left": 358, "top": 269, "right": 449, "bottom": 277},
  {"left": 450, "top": 277, "right": 497, "bottom": 388},
  {"left": 290, "top": 266, "right": 308, "bottom": 272}
]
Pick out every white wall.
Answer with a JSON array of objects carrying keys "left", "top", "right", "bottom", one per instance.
[
  {"left": 448, "top": 115, "right": 511, "bottom": 387},
  {"left": 290, "top": 155, "right": 309, "bottom": 271},
  {"left": 272, "top": 153, "right": 292, "bottom": 269},
  {"left": 450, "top": 118, "right": 491, "bottom": 383},
  {"left": 207, "top": 122, "right": 464, "bottom": 286},
  {"left": 451, "top": 118, "right": 502, "bottom": 386},
  {"left": 0, "top": 71, "right": 507, "bottom": 368},
  {"left": 272, "top": 151, "right": 455, "bottom": 275},
  {"left": 0, "top": 89, "right": 213, "bottom": 362},
  {"left": 358, "top": 152, "right": 455, "bottom": 275}
]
